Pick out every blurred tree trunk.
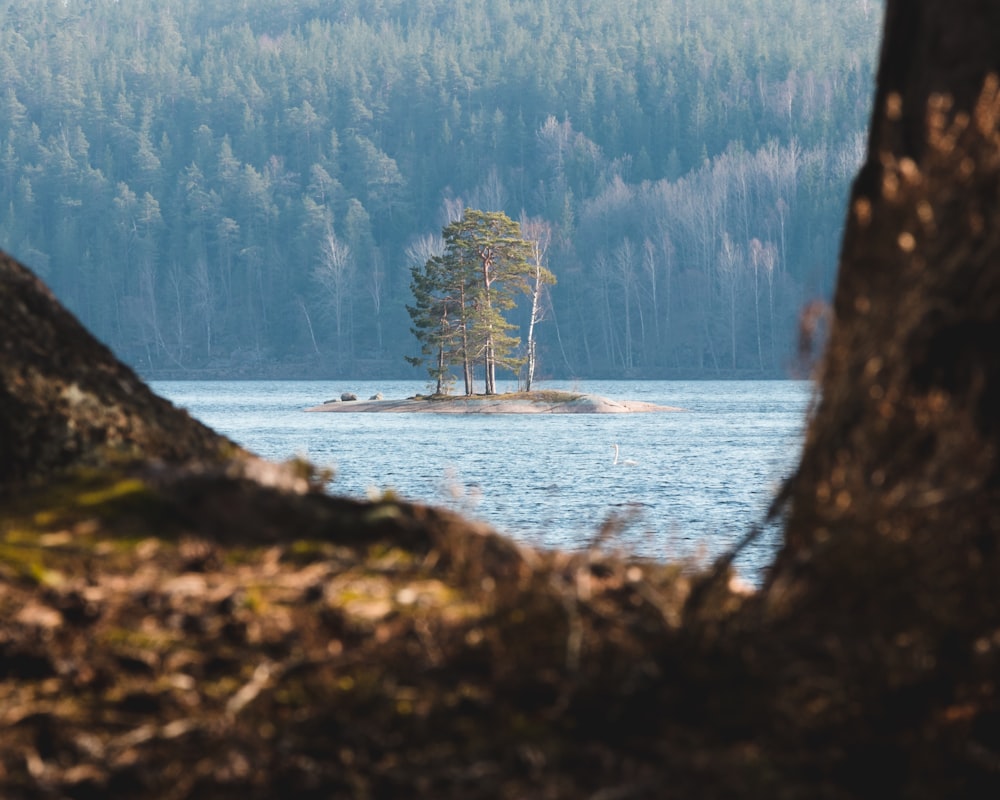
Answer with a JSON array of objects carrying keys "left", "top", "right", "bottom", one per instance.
[
  {"left": 775, "top": 0, "right": 1000, "bottom": 572},
  {"left": 741, "top": 5, "right": 1000, "bottom": 792},
  {"left": 764, "top": 0, "right": 1000, "bottom": 671}
]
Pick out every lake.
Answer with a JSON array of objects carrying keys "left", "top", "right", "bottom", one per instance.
[{"left": 152, "top": 380, "right": 812, "bottom": 581}]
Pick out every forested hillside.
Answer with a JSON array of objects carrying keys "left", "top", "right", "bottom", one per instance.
[{"left": 0, "top": 0, "right": 880, "bottom": 379}]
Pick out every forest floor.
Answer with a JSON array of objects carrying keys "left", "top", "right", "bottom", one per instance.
[
  {"left": 305, "top": 391, "right": 683, "bottom": 413},
  {"left": 0, "top": 464, "right": 737, "bottom": 799}
]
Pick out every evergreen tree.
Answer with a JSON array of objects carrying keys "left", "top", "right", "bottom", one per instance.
[
  {"left": 406, "top": 254, "right": 466, "bottom": 395},
  {"left": 408, "top": 209, "right": 539, "bottom": 395},
  {"left": 442, "top": 209, "right": 535, "bottom": 394}
]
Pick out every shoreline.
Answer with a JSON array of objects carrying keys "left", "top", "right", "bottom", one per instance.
[{"left": 304, "top": 392, "right": 683, "bottom": 414}]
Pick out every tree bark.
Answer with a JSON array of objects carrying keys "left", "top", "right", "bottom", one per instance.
[
  {"left": 756, "top": 8, "right": 1000, "bottom": 732},
  {"left": 479, "top": 247, "right": 497, "bottom": 395},
  {"left": 708, "top": 8, "right": 1000, "bottom": 791},
  {"left": 776, "top": 0, "right": 1000, "bottom": 573}
]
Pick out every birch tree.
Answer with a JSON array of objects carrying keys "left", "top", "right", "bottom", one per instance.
[{"left": 519, "top": 215, "right": 557, "bottom": 391}]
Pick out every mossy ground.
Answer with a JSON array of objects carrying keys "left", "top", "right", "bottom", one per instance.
[
  {"left": 3, "top": 458, "right": 999, "bottom": 798},
  {"left": 0, "top": 465, "right": 740, "bottom": 799}
]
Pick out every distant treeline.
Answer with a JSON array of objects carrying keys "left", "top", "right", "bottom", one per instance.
[{"left": 0, "top": 0, "right": 880, "bottom": 379}]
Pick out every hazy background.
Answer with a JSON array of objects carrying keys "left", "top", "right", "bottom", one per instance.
[{"left": 0, "top": 0, "right": 881, "bottom": 380}]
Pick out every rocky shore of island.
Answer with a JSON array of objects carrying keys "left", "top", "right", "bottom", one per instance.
[{"left": 305, "top": 390, "right": 683, "bottom": 413}]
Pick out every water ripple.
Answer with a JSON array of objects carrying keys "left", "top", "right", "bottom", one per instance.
[{"left": 154, "top": 379, "right": 811, "bottom": 582}]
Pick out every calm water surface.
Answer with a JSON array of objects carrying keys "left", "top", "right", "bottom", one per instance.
[{"left": 153, "top": 380, "right": 812, "bottom": 580}]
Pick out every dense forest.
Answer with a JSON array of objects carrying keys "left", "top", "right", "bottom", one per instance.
[{"left": 0, "top": 0, "right": 881, "bottom": 379}]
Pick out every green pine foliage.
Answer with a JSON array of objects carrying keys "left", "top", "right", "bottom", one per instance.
[
  {"left": 409, "top": 209, "right": 541, "bottom": 395},
  {"left": 406, "top": 254, "right": 465, "bottom": 395},
  {"left": 0, "top": 0, "right": 881, "bottom": 377}
]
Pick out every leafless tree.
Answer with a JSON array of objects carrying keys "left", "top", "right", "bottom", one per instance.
[{"left": 313, "top": 229, "right": 354, "bottom": 359}]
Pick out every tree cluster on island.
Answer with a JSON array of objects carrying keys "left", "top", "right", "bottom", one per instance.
[{"left": 406, "top": 209, "right": 555, "bottom": 396}]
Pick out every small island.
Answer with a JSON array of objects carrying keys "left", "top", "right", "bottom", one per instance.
[
  {"left": 305, "top": 390, "right": 682, "bottom": 413},
  {"left": 358, "top": 210, "right": 683, "bottom": 415}
]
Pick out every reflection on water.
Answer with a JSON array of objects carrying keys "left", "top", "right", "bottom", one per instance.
[{"left": 154, "top": 379, "right": 811, "bottom": 582}]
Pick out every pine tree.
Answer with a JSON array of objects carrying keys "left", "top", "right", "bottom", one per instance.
[
  {"left": 406, "top": 254, "right": 466, "bottom": 395},
  {"left": 442, "top": 209, "right": 535, "bottom": 394},
  {"left": 408, "top": 209, "right": 541, "bottom": 395}
]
